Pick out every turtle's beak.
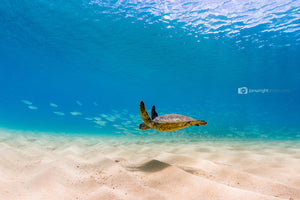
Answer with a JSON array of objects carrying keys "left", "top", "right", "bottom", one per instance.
[{"left": 198, "top": 120, "right": 207, "bottom": 126}]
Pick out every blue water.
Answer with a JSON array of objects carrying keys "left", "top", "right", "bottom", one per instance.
[{"left": 0, "top": 0, "right": 300, "bottom": 139}]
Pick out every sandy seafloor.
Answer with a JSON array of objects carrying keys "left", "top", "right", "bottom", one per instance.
[{"left": 0, "top": 129, "right": 299, "bottom": 200}]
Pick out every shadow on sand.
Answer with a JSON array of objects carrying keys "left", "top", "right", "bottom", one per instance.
[{"left": 126, "top": 159, "right": 170, "bottom": 173}]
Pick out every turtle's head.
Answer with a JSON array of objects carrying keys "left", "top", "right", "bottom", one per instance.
[
  {"left": 198, "top": 120, "right": 207, "bottom": 126},
  {"left": 189, "top": 120, "right": 207, "bottom": 126}
]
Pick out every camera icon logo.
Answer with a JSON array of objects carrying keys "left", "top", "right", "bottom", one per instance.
[{"left": 238, "top": 87, "right": 248, "bottom": 94}]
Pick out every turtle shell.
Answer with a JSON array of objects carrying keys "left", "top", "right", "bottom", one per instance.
[{"left": 153, "top": 114, "right": 196, "bottom": 123}]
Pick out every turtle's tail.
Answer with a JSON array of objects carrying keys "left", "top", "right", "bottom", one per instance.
[
  {"left": 189, "top": 120, "right": 207, "bottom": 126},
  {"left": 140, "top": 101, "right": 153, "bottom": 127},
  {"left": 139, "top": 123, "right": 151, "bottom": 130}
]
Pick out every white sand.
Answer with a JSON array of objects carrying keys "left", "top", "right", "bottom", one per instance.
[{"left": 0, "top": 130, "right": 299, "bottom": 200}]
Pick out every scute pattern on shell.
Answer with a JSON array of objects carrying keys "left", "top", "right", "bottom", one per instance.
[{"left": 153, "top": 114, "right": 196, "bottom": 123}]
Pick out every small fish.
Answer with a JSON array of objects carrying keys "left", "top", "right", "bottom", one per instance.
[
  {"left": 21, "top": 100, "right": 32, "bottom": 105},
  {"left": 28, "top": 105, "right": 38, "bottom": 110},
  {"left": 93, "top": 102, "right": 98, "bottom": 106},
  {"left": 122, "top": 109, "right": 128, "bottom": 114},
  {"left": 76, "top": 101, "right": 83, "bottom": 106},
  {"left": 50, "top": 103, "right": 58, "bottom": 108},
  {"left": 70, "top": 111, "right": 82, "bottom": 116},
  {"left": 53, "top": 111, "right": 65, "bottom": 116},
  {"left": 85, "top": 117, "right": 94, "bottom": 121},
  {"left": 106, "top": 115, "right": 116, "bottom": 122},
  {"left": 100, "top": 114, "right": 108, "bottom": 118},
  {"left": 94, "top": 120, "right": 106, "bottom": 126}
]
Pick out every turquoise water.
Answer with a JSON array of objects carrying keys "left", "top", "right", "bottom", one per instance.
[{"left": 0, "top": 0, "right": 299, "bottom": 139}]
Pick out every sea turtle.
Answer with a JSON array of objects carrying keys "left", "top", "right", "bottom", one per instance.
[{"left": 139, "top": 101, "right": 207, "bottom": 132}]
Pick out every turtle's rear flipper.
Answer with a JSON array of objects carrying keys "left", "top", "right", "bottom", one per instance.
[
  {"left": 139, "top": 123, "right": 151, "bottom": 130},
  {"left": 151, "top": 105, "right": 158, "bottom": 119}
]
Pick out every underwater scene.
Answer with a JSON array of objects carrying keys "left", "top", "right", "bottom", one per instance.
[{"left": 0, "top": 0, "right": 300, "bottom": 199}]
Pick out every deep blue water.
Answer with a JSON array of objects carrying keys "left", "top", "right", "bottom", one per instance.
[{"left": 0, "top": 0, "right": 300, "bottom": 138}]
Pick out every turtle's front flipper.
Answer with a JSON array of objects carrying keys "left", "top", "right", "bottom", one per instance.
[
  {"left": 140, "top": 101, "right": 153, "bottom": 128},
  {"left": 151, "top": 105, "right": 158, "bottom": 120}
]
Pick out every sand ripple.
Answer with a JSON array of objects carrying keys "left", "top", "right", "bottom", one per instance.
[{"left": 0, "top": 132, "right": 299, "bottom": 200}]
